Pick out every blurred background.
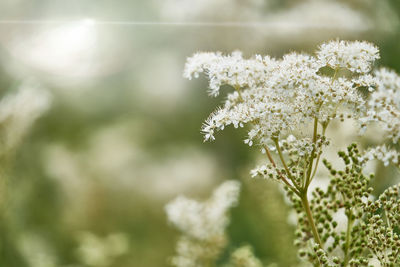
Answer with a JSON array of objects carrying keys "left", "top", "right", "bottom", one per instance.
[{"left": 0, "top": 0, "right": 399, "bottom": 266}]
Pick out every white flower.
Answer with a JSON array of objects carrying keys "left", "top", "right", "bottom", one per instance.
[
  {"left": 250, "top": 163, "right": 277, "bottom": 179},
  {"left": 316, "top": 40, "right": 379, "bottom": 73},
  {"left": 183, "top": 39, "right": 400, "bottom": 164},
  {"left": 165, "top": 180, "right": 240, "bottom": 240},
  {"left": 374, "top": 67, "right": 400, "bottom": 93},
  {"left": 184, "top": 41, "right": 383, "bottom": 146},
  {"left": 184, "top": 51, "right": 275, "bottom": 97},
  {"left": 361, "top": 145, "right": 400, "bottom": 167},
  {"left": 364, "top": 68, "right": 400, "bottom": 143},
  {"left": 166, "top": 180, "right": 241, "bottom": 267}
]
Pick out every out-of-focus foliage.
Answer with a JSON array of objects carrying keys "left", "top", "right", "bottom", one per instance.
[{"left": 0, "top": 0, "right": 399, "bottom": 266}]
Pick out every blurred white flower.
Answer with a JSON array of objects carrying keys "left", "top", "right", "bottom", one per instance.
[
  {"left": 230, "top": 245, "right": 263, "bottom": 267},
  {"left": 170, "top": 235, "right": 226, "bottom": 267},
  {"left": 18, "top": 233, "right": 57, "bottom": 267},
  {"left": 0, "top": 83, "right": 51, "bottom": 151},
  {"left": 166, "top": 180, "right": 241, "bottom": 267},
  {"left": 76, "top": 232, "right": 129, "bottom": 267},
  {"left": 165, "top": 180, "right": 240, "bottom": 240}
]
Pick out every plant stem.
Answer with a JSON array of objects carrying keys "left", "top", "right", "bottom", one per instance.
[
  {"left": 305, "top": 117, "right": 319, "bottom": 188},
  {"left": 264, "top": 145, "right": 300, "bottom": 196},
  {"left": 273, "top": 139, "right": 301, "bottom": 192},
  {"left": 234, "top": 85, "right": 243, "bottom": 101},
  {"left": 343, "top": 216, "right": 353, "bottom": 267},
  {"left": 310, "top": 121, "right": 329, "bottom": 181},
  {"left": 300, "top": 192, "right": 323, "bottom": 248}
]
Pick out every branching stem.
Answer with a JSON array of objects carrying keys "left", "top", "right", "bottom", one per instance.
[
  {"left": 273, "top": 138, "right": 301, "bottom": 192},
  {"left": 264, "top": 145, "right": 300, "bottom": 196},
  {"left": 300, "top": 192, "right": 323, "bottom": 248}
]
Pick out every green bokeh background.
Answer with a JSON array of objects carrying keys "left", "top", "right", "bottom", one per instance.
[{"left": 0, "top": 1, "right": 399, "bottom": 266}]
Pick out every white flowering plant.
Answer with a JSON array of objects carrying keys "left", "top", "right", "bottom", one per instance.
[
  {"left": 167, "top": 40, "right": 400, "bottom": 266},
  {"left": 165, "top": 180, "right": 241, "bottom": 267}
]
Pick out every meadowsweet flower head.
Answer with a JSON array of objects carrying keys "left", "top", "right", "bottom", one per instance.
[{"left": 184, "top": 40, "right": 382, "bottom": 149}]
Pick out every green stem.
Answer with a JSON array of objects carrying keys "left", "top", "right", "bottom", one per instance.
[
  {"left": 234, "top": 85, "right": 243, "bottom": 101},
  {"left": 343, "top": 216, "right": 353, "bottom": 267},
  {"left": 273, "top": 139, "right": 301, "bottom": 192},
  {"left": 300, "top": 192, "right": 323, "bottom": 248},
  {"left": 305, "top": 117, "right": 319, "bottom": 188},
  {"left": 306, "top": 68, "right": 338, "bottom": 186},
  {"left": 264, "top": 145, "right": 300, "bottom": 196},
  {"left": 310, "top": 121, "right": 329, "bottom": 181}
]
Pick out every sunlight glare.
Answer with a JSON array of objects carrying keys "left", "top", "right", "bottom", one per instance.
[{"left": 11, "top": 19, "right": 99, "bottom": 80}]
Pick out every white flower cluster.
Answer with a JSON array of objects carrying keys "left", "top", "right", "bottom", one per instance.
[
  {"left": 184, "top": 51, "right": 271, "bottom": 97},
  {"left": 316, "top": 40, "right": 379, "bottom": 73},
  {"left": 361, "top": 145, "right": 400, "bottom": 167},
  {"left": 363, "top": 68, "right": 400, "bottom": 143},
  {"left": 184, "top": 40, "right": 381, "bottom": 148},
  {"left": 165, "top": 180, "right": 240, "bottom": 267},
  {"left": 165, "top": 180, "right": 240, "bottom": 240}
]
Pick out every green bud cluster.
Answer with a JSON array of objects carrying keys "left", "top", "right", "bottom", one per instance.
[
  {"left": 360, "top": 183, "right": 400, "bottom": 265},
  {"left": 287, "top": 144, "right": 400, "bottom": 266}
]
